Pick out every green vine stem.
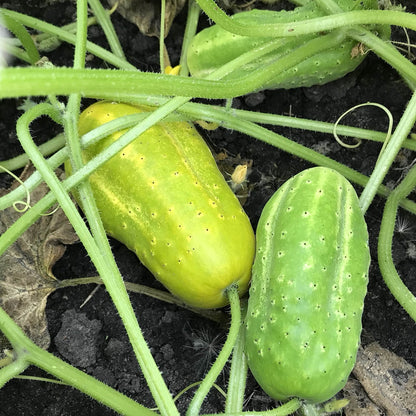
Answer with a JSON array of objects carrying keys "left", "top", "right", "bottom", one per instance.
[
  {"left": 0, "top": 94, "right": 192, "bottom": 254},
  {"left": 195, "top": 0, "right": 416, "bottom": 38},
  {"left": 175, "top": 102, "right": 416, "bottom": 214},
  {"left": 315, "top": 0, "right": 416, "bottom": 89},
  {"left": 349, "top": 27, "right": 416, "bottom": 90},
  {"left": 186, "top": 285, "right": 241, "bottom": 416},
  {"left": 87, "top": 0, "right": 125, "bottom": 59},
  {"left": 0, "top": 113, "right": 157, "bottom": 209},
  {"left": 378, "top": 163, "right": 416, "bottom": 322},
  {"left": 359, "top": 89, "right": 416, "bottom": 214},
  {"left": 13, "top": 103, "right": 180, "bottom": 416},
  {"left": 0, "top": 8, "right": 135, "bottom": 69},
  {"left": 0, "top": 354, "right": 28, "bottom": 388},
  {"left": 32, "top": 14, "right": 107, "bottom": 54},
  {"left": 56, "top": 276, "right": 227, "bottom": 323},
  {"left": 0, "top": 307, "right": 158, "bottom": 416},
  {"left": 0, "top": 30, "right": 344, "bottom": 100},
  {"left": 2, "top": 103, "right": 416, "bottom": 214},
  {"left": 201, "top": 397, "right": 301, "bottom": 416},
  {"left": 225, "top": 301, "right": 248, "bottom": 413},
  {"left": 179, "top": 0, "right": 201, "bottom": 76},
  {"left": 0, "top": 133, "right": 65, "bottom": 171}
]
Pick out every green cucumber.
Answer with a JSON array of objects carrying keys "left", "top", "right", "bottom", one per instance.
[
  {"left": 187, "top": 0, "right": 388, "bottom": 90},
  {"left": 245, "top": 167, "right": 370, "bottom": 403},
  {"left": 66, "top": 101, "right": 255, "bottom": 309}
]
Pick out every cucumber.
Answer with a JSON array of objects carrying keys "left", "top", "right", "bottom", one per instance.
[
  {"left": 245, "top": 167, "right": 370, "bottom": 403},
  {"left": 66, "top": 101, "right": 255, "bottom": 309},
  {"left": 187, "top": 0, "right": 388, "bottom": 90}
]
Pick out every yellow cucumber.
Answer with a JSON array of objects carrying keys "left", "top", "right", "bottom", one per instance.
[{"left": 66, "top": 101, "right": 255, "bottom": 309}]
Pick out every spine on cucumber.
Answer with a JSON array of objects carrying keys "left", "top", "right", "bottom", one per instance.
[
  {"left": 245, "top": 167, "right": 370, "bottom": 403},
  {"left": 66, "top": 101, "right": 255, "bottom": 309}
]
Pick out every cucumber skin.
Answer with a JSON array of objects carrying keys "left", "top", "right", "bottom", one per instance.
[
  {"left": 245, "top": 167, "right": 370, "bottom": 403},
  {"left": 187, "top": 0, "right": 387, "bottom": 90},
  {"left": 67, "top": 101, "right": 255, "bottom": 309}
]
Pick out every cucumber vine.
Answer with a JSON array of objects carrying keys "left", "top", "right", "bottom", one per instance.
[{"left": 0, "top": 0, "right": 415, "bottom": 415}]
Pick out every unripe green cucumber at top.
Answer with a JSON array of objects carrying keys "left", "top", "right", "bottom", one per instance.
[
  {"left": 65, "top": 101, "right": 255, "bottom": 309},
  {"left": 245, "top": 167, "right": 370, "bottom": 403},
  {"left": 187, "top": 0, "right": 389, "bottom": 90}
]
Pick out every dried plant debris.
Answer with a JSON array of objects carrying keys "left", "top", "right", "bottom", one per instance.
[
  {"left": 107, "top": 0, "right": 186, "bottom": 37},
  {"left": 343, "top": 342, "right": 416, "bottom": 416},
  {"left": 343, "top": 378, "right": 384, "bottom": 416},
  {"left": 0, "top": 165, "right": 78, "bottom": 351}
]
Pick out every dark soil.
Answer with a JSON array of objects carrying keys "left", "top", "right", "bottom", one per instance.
[{"left": 0, "top": 0, "right": 415, "bottom": 415}]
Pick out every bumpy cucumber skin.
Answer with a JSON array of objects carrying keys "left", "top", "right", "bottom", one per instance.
[
  {"left": 245, "top": 167, "right": 370, "bottom": 403},
  {"left": 187, "top": 0, "right": 386, "bottom": 90},
  {"left": 67, "top": 101, "right": 255, "bottom": 309}
]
